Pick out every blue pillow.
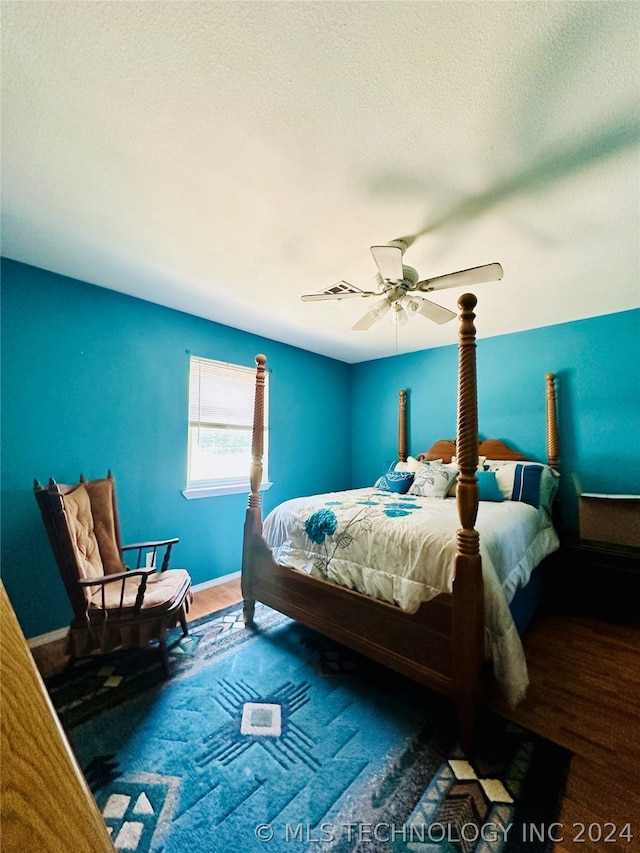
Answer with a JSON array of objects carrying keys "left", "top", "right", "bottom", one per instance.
[
  {"left": 476, "top": 470, "right": 504, "bottom": 502},
  {"left": 511, "top": 463, "right": 543, "bottom": 508},
  {"left": 375, "top": 470, "right": 415, "bottom": 493}
]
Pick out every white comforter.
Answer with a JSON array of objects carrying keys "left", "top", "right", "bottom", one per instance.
[{"left": 262, "top": 488, "right": 559, "bottom": 705}]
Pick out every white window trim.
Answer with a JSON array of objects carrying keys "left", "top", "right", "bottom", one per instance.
[
  {"left": 185, "top": 355, "right": 269, "bottom": 498},
  {"left": 182, "top": 480, "right": 273, "bottom": 500}
]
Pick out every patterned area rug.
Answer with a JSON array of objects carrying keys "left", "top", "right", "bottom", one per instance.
[{"left": 46, "top": 604, "right": 570, "bottom": 853}]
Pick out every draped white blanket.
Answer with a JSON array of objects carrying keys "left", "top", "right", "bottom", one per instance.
[{"left": 262, "top": 488, "right": 559, "bottom": 706}]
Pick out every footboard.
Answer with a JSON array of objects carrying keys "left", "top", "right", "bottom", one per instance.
[{"left": 245, "top": 530, "right": 456, "bottom": 693}]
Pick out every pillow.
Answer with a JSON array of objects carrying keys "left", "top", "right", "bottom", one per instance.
[
  {"left": 451, "top": 455, "right": 487, "bottom": 471},
  {"left": 446, "top": 469, "right": 504, "bottom": 500},
  {"left": 445, "top": 456, "right": 486, "bottom": 498},
  {"left": 395, "top": 456, "right": 440, "bottom": 474},
  {"left": 486, "top": 460, "right": 560, "bottom": 509},
  {"left": 375, "top": 469, "right": 415, "bottom": 494},
  {"left": 476, "top": 470, "right": 504, "bottom": 502},
  {"left": 408, "top": 462, "right": 458, "bottom": 498}
]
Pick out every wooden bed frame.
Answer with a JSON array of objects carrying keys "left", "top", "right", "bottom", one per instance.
[{"left": 241, "top": 293, "right": 559, "bottom": 752}]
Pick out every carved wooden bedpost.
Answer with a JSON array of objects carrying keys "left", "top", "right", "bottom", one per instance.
[
  {"left": 398, "top": 390, "right": 408, "bottom": 463},
  {"left": 452, "top": 293, "right": 483, "bottom": 753},
  {"left": 545, "top": 373, "right": 559, "bottom": 470},
  {"left": 242, "top": 353, "right": 267, "bottom": 624}
]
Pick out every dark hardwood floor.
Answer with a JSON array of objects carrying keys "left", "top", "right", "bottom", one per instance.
[
  {"left": 484, "top": 608, "right": 640, "bottom": 853},
  {"left": 33, "top": 578, "right": 640, "bottom": 852}
]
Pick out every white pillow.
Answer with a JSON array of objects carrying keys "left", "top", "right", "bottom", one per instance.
[
  {"left": 408, "top": 462, "right": 458, "bottom": 498},
  {"left": 395, "top": 456, "right": 441, "bottom": 474},
  {"left": 451, "top": 455, "right": 487, "bottom": 471},
  {"left": 485, "top": 460, "right": 560, "bottom": 509}
]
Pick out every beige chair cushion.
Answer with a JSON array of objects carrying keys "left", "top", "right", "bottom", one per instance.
[
  {"left": 62, "top": 484, "right": 104, "bottom": 581},
  {"left": 88, "top": 568, "right": 191, "bottom": 613},
  {"left": 84, "top": 478, "right": 124, "bottom": 574}
]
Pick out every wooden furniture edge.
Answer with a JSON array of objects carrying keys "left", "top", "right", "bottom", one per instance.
[
  {"left": 450, "top": 292, "right": 482, "bottom": 747},
  {"left": 247, "top": 536, "right": 455, "bottom": 691},
  {"left": 0, "top": 581, "right": 115, "bottom": 851},
  {"left": 398, "top": 389, "right": 407, "bottom": 463}
]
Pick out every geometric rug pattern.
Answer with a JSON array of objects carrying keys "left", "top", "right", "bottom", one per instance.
[{"left": 46, "top": 603, "right": 570, "bottom": 853}]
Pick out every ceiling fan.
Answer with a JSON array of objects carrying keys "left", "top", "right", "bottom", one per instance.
[{"left": 301, "top": 239, "right": 503, "bottom": 331}]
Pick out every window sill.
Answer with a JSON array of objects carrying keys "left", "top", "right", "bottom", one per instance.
[{"left": 181, "top": 481, "right": 273, "bottom": 500}]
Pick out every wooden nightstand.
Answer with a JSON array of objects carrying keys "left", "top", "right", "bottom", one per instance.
[{"left": 551, "top": 538, "right": 640, "bottom": 621}]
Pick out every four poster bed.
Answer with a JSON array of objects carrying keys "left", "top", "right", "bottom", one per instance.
[{"left": 241, "top": 293, "right": 560, "bottom": 751}]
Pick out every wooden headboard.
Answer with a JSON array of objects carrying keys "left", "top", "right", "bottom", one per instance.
[{"left": 416, "top": 439, "right": 527, "bottom": 464}]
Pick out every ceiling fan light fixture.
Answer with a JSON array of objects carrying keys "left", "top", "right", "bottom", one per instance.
[
  {"left": 401, "top": 295, "right": 421, "bottom": 316},
  {"left": 391, "top": 303, "right": 408, "bottom": 326}
]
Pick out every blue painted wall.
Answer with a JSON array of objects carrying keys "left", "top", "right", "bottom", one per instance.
[
  {"left": 1, "top": 259, "right": 352, "bottom": 638},
  {"left": 351, "top": 309, "right": 640, "bottom": 535},
  {"left": 2, "top": 257, "right": 638, "bottom": 639}
]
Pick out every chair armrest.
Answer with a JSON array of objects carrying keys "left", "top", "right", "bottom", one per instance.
[
  {"left": 122, "top": 538, "right": 179, "bottom": 572},
  {"left": 77, "top": 567, "right": 155, "bottom": 586},
  {"left": 77, "top": 567, "right": 155, "bottom": 612},
  {"left": 122, "top": 538, "right": 179, "bottom": 550}
]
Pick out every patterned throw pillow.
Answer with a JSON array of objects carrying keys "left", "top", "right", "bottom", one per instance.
[
  {"left": 375, "top": 469, "right": 415, "bottom": 494},
  {"left": 408, "top": 462, "right": 458, "bottom": 498}
]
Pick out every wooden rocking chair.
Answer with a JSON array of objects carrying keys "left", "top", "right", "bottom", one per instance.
[{"left": 34, "top": 471, "right": 192, "bottom": 676}]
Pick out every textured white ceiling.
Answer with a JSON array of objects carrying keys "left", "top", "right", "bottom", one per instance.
[{"left": 2, "top": 1, "right": 639, "bottom": 362}]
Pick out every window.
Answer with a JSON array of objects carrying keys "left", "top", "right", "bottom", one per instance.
[{"left": 183, "top": 356, "right": 269, "bottom": 499}]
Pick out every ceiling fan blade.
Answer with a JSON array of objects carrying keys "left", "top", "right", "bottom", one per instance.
[
  {"left": 416, "top": 262, "right": 504, "bottom": 292},
  {"left": 301, "top": 281, "right": 377, "bottom": 301},
  {"left": 352, "top": 298, "right": 390, "bottom": 331},
  {"left": 370, "top": 244, "right": 405, "bottom": 282}
]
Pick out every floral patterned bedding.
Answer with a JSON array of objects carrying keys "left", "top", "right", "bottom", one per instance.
[{"left": 262, "top": 487, "right": 560, "bottom": 705}]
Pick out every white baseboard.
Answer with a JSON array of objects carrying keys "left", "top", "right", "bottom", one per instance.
[
  {"left": 27, "top": 571, "right": 241, "bottom": 649},
  {"left": 28, "top": 626, "right": 68, "bottom": 649},
  {"left": 191, "top": 570, "right": 240, "bottom": 593}
]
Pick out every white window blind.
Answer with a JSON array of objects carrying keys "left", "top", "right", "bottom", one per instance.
[
  {"left": 184, "top": 356, "right": 269, "bottom": 498},
  {"left": 188, "top": 358, "right": 256, "bottom": 429}
]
